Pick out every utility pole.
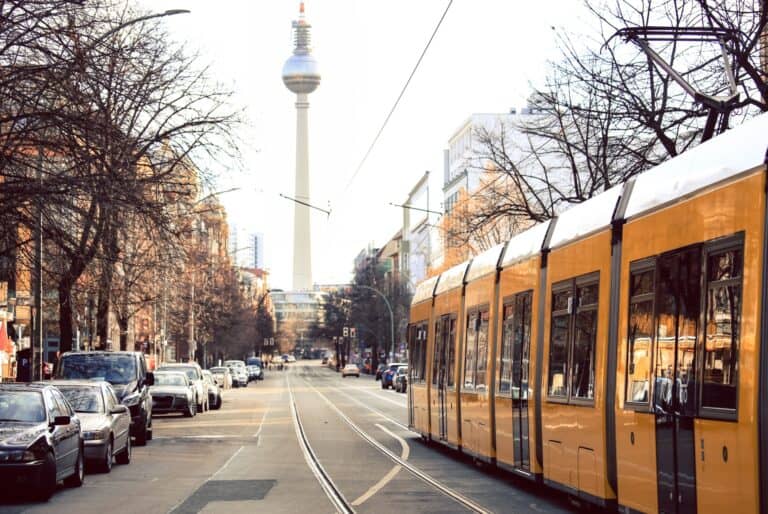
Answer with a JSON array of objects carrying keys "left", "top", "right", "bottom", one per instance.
[{"left": 33, "top": 147, "right": 43, "bottom": 381}]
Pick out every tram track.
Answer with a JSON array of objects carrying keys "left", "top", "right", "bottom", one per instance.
[
  {"left": 298, "top": 366, "right": 492, "bottom": 514},
  {"left": 287, "top": 374, "right": 356, "bottom": 514}
]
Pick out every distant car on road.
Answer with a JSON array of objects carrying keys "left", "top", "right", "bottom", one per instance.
[
  {"left": 246, "top": 365, "right": 262, "bottom": 382},
  {"left": 0, "top": 383, "right": 85, "bottom": 500},
  {"left": 209, "top": 366, "right": 233, "bottom": 389},
  {"left": 393, "top": 366, "right": 408, "bottom": 393},
  {"left": 150, "top": 372, "right": 197, "bottom": 417},
  {"left": 203, "top": 370, "right": 222, "bottom": 410},
  {"left": 50, "top": 380, "right": 131, "bottom": 473},
  {"left": 382, "top": 363, "right": 407, "bottom": 389},
  {"left": 341, "top": 364, "right": 360, "bottom": 378},
  {"left": 56, "top": 351, "right": 154, "bottom": 446},
  {"left": 287, "top": 355, "right": 297, "bottom": 363}
]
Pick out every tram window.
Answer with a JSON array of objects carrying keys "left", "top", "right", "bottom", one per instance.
[
  {"left": 475, "top": 311, "right": 490, "bottom": 390},
  {"left": 463, "top": 312, "right": 478, "bottom": 390},
  {"left": 432, "top": 320, "right": 443, "bottom": 386},
  {"left": 498, "top": 304, "right": 515, "bottom": 395},
  {"left": 548, "top": 274, "right": 599, "bottom": 403},
  {"left": 626, "top": 264, "right": 655, "bottom": 407},
  {"left": 447, "top": 318, "right": 457, "bottom": 388},
  {"left": 409, "top": 322, "right": 428, "bottom": 383},
  {"left": 702, "top": 245, "right": 743, "bottom": 415}
]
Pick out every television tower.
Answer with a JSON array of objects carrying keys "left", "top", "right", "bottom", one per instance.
[{"left": 282, "top": 2, "right": 320, "bottom": 290}]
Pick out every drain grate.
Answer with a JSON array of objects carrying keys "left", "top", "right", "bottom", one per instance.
[{"left": 170, "top": 479, "right": 276, "bottom": 514}]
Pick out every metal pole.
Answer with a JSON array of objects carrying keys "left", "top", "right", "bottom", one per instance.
[{"left": 33, "top": 147, "right": 43, "bottom": 381}]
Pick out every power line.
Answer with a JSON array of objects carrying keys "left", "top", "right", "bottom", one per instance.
[{"left": 336, "top": 0, "right": 455, "bottom": 204}]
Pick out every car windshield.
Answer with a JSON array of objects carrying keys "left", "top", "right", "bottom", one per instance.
[
  {"left": 224, "top": 361, "right": 244, "bottom": 368},
  {"left": 389, "top": 365, "right": 400, "bottom": 372},
  {"left": 154, "top": 374, "right": 187, "bottom": 386},
  {"left": 0, "top": 391, "right": 46, "bottom": 422},
  {"left": 58, "top": 354, "right": 137, "bottom": 384},
  {"left": 397, "top": 367, "right": 407, "bottom": 374},
  {"left": 58, "top": 386, "right": 103, "bottom": 414},
  {"left": 158, "top": 367, "right": 198, "bottom": 381},
  {"left": 210, "top": 368, "right": 227, "bottom": 374}
]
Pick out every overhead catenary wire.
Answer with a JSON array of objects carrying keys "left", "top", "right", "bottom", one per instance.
[{"left": 334, "top": 0, "right": 455, "bottom": 211}]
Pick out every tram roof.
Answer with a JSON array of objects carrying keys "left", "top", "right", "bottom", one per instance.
[
  {"left": 625, "top": 111, "right": 768, "bottom": 220},
  {"left": 500, "top": 220, "right": 551, "bottom": 268},
  {"left": 412, "top": 274, "right": 439, "bottom": 304},
  {"left": 465, "top": 243, "right": 505, "bottom": 282},
  {"left": 435, "top": 261, "right": 469, "bottom": 295}
]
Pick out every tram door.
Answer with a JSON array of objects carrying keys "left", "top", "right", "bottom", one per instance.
[
  {"left": 511, "top": 292, "right": 532, "bottom": 471},
  {"left": 653, "top": 248, "right": 700, "bottom": 514},
  {"left": 434, "top": 316, "right": 451, "bottom": 440}
]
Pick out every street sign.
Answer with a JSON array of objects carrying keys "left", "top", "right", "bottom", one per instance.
[
  {"left": 343, "top": 327, "right": 349, "bottom": 337},
  {"left": 350, "top": 327, "right": 356, "bottom": 338}
]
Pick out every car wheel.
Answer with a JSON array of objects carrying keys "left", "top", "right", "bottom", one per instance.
[
  {"left": 35, "top": 451, "right": 57, "bottom": 501},
  {"left": 64, "top": 445, "right": 84, "bottom": 487},
  {"left": 134, "top": 418, "right": 148, "bottom": 446},
  {"left": 381, "top": 382, "right": 386, "bottom": 389},
  {"left": 116, "top": 435, "right": 131, "bottom": 465},
  {"left": 214, "top": 395, "right": 222, "bottom": 410},
  {"left": 185, "top": 400, "right": 196, "bottom": 417},
  {"left": 99, "top": 438, "right": 113, "bottom": 473}
]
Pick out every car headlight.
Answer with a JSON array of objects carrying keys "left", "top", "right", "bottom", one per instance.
[
  {"left": 82, "top": 430, "right": 105, "bottom": 441},
  {"left": 122, "top": 392, "right": 141, "bottom": 407}
]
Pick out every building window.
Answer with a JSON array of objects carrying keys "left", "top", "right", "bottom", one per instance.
[{"left": 547, "top": 273, "right": 599, "bottom": 403}]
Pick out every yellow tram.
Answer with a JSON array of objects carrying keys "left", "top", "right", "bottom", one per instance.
[{"left": 407, "top": 112, "right": 768, "bottom": 514}]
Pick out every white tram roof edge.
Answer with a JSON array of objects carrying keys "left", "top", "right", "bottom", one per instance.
[
  {"left": 435, "top": 261, "right": 470, "bottom": 295},
  {"left": 549, "top": 184, "right": 623, "bottom": 250},
  {"left": 500, "top": 220, "right": 552, "bottom": 268},
  {"left": 624, "top": 111, "right": 768, "bottom": 220},
  {"left": 465, "top": 243, "right": 505, "bottom": 283},
  {"left": 412, "top": 275, "right": 439, "bottom": 304}
]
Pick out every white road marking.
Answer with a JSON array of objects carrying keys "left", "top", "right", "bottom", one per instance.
[
  {"left": 346, "top": 383, "right": 407, "bottom": 407},
  {"left": 328, "top": 385, "right": 409, "bottom": 431},
  {"left": 351, "top": 423, "right": 410, "bottom": 506},
  {"left": 211, "top": 445, "right": 245, "bottom": 479}
]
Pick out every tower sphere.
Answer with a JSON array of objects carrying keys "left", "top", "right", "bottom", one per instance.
[{"left": 282, "top": 54, "right": 320, "bottom": 94}]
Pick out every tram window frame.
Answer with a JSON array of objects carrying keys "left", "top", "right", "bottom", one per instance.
[
  {"left": 699, "top": 234, "right": 743, "bottom": 421},
  {"left": 432, "top": 318, "right": 443, "bottom": 386},
  {"left": 463, "top": 305, "right": 490, "bottom": 393},
  {"left": 547, "top": 272, "right": 600, "bottom": 406},
  {"left": 498, "top": 291, "right": 534, "bottom": 398},
  {"left": 446, "top": 316, "right": 457, "bottom": 389},
  {"left": 409, "top": 322, "right": 428, "bottom": 384},
  {"left": 625, "top": 258, "right": 657, "bottom": 411}
]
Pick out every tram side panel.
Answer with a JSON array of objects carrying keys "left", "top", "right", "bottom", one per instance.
[
  {"left": 430, "top": 287, "right": 463, "bottom": 449},
  {"left": 495, "top": 256, "right": 542, "bottom": 478},
  {"left": 615, "top": 171, "right": 763, "bottom": 514},
  {"left": 542, "top": 230, "right": 615, "bottom": 506},
  {"left": 461, "top": 274, "right": 497, "bottom": 462},
  {"left": 409, "top": 300, "right": 433, "bottom": 437}
]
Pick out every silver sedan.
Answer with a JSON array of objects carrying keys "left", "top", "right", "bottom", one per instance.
[{"left": 50, "top": 380, "right": 131, "bottom": 473}]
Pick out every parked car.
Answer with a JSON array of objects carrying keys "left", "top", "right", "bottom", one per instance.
[
  {"left": 0, "top": 383, "right": 84, "bottom": 500},
  {"left": 321, "top": 355, "right": 329, "bottom": 365},
  {"left": 202, "top": 371, "right": 222, "bottom": 410},
  {"left": 150, "top": 372, "right": 196, "bottom": 417},
  {"left": 224, "top": 360, "right": 248, "bottom": 387},
  {"left": 341, "top": 364, "right": 360, "bottom": 378},
  {"left": 374, "top": 364, "right": 387, "bottom": 381},
  {"left": 209, "top": 366, "right": 233, "bottom": 389},
  {"left": 246, "top": 365, "right": 262, "bottom": 382},
  {"left": 287, "top": 354, "right": 297, "bottom": 363},
  {"left": 56, "top": 351, "right": 154, "bottom": 445},
  {"left": 155, "top": 362, "right": 208, "bottom": 412},
  {"left": 246, "top": 358, "right": 265, "bottom": 380},
  {"left": 394, "top": 366, "right": 408, "bottom": 393},
  {"left": 49, "top": 381, "right": 131, "bottom": 472},
  {"left": 382, "top": 363, "right": 407, "bottom": 389}
]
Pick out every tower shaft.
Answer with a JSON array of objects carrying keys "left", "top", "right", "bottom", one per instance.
[{"left": 293, "top": 93, "right": 312, "bottom": 290}]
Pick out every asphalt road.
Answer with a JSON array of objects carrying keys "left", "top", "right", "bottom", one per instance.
[{"left": 0, "top": 361, "right": 575, "bottom": 514}]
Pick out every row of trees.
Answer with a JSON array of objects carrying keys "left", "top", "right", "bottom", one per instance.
[
  {"left": 0, "top": 1, "right": 256, "bottom": 361},
  {"left": 449, "top": 0, "right": 767, "bottom": 252}
]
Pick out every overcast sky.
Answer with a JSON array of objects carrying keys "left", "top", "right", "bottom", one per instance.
[{"left": 142, "top": 0, "right": 585, "bottom": 289}]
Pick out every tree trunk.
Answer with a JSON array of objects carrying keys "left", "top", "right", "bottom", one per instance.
[
  {"left": 97, "top": 218, "right": 118, "bottom": 349},
  {"left": 58, "top": 277, "right": 75, "bottom": 354},
  {"left": 118, "top": 317, "right": 129, "bottom": 351}
]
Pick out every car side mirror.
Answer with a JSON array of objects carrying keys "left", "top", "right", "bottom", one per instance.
[
  {"left": 109, "top": 405, "right": 129, "bottom": 415},
  {"left": 146, "top": 372, "right": 154, "bottom": 386},
  {"left": 53, "top": 415, "right": 70, "bottom": 426}
]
